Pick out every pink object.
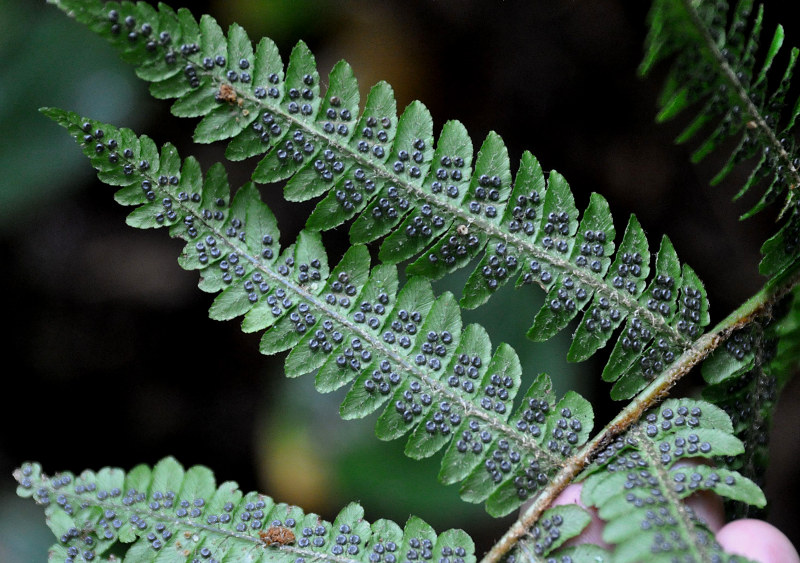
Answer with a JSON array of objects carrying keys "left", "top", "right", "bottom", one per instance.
[
  {"left": 716, "top": 519, "right": 800, "bottom": 563},
  {"left": 547, "top": 482, "right": 799, "bottom": 562}
]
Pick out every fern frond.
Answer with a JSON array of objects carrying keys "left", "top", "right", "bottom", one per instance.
[
  {"left": 701, "top": 285, "right": 800, "bottom": 518},
  {"left": 642, "top": 0, "right": 800, "bottom": 275},
  {"left": 581, "top": 398, "right": 765, "bottom": 563},
  {"left": 49, "top": 0, "right": 714, "bottom": 401},
  {"left": 14, "top": 456, "right": 477, "bottom": 563},
  {"left": 45, "top": 107, "right": 604, "bottom": 517}
]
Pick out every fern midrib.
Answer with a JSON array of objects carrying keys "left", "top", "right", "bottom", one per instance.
[
  {"left": 629, "top": 425, "right": 714, "bottom": 563},
  {"left": 129, "top": 151, "right": 559, "bottom": 466},
  {"left": 681, "top": 0, "right": 800, "bottom": 211},
  {"left": 187, "top": 58, "right": 690, "bottom": 353}
]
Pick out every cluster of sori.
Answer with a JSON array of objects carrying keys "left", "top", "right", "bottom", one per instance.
[
  {"left": 425, "top": 227, "right": 481, "bottom": 267},
  {"left": 107, "top": 9, "right": 165, "bottom": 55},
  {"left": 642, "top": 404, "right": 705, "bottom": 439},
  {"left": 724, "top": 329, "right": 755, "bottom": 361},
  {"left": 522, "top": 513, "right": 567, "bottom": 558}
]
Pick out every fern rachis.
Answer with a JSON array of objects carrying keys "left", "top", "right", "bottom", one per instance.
[{"left": 12, "top": 0, "right": 800, "bottom": 562}]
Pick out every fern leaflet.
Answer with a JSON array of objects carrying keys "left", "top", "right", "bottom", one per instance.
[
  {"left": 581, "top": 398, "right": 765, "bottom": 563},
  {"left": 14, "top": 456, "right": 481, "bottom": 563},
  {"left": 50, "top": 0, "right": 714, "bottom": 401}
]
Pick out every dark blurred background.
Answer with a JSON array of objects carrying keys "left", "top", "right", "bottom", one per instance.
[{"left": 1, "top": 0, "right": 799, "bottom": 560}]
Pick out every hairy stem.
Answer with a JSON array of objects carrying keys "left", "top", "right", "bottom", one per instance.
[{"left": 481, "top": 261, "right": 800, "bottom": 563}]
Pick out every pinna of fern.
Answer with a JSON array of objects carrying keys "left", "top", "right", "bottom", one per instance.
[
  {"left": 50, "top": 0, "right": 716, "bottom": 402},
  {"left": 39, "top": 106, "right": 769, "bottom": 563},
  {"left": 14, "top": 456, "right": 484, "bottom": 563},
  {"left": 641, "top": 0, "right": 800, "bottom": 278},
  {"left": 580, "top": 398, "right": 765, "bottom": 563}
]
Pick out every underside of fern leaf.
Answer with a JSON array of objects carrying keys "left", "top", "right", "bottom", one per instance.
[
  {"left": 582, "top": 398, "right": 765, "bottom": 563},
  {"left": 37, "top": 2, "right": 800, "bottom": 562},
  {"left": 44, "top": 107, "right": 606, "bottom": 518},
  {"left": 48, "top": 0, "right": 717, "bottom": 402},
  {"left": 642, "top": 0, "right": 800, "bottom": 277},
  {"left": 14, "top": 457, "right": 481, "bottom": 563}
]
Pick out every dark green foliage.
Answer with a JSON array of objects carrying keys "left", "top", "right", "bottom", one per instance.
[
  {"left": 702, "top": 286, "right": 800, "bottom": 519},
  {"left": 642, "top": 0, "right": 800, "bottom": 277}
]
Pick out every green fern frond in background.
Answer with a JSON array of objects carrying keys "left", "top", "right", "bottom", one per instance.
[
  {"left": 642, "top": 0, "right": 800, "bottom": 278},
  {"left": 11, "top": 0, "right": 800, "bottom": 562}
]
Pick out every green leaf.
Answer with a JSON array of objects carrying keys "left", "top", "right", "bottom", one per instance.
[
  {"left": 284, "top": 60, "right": 360, "bottom": 202},
  {"left": 404, "top": 324, "right": 489, "bottom": 461},
  {"left": 379, "top": 120, "right": 471, "bottom": 264},
  {"left": 604, "top": 236, "right": 685, "bottom": 399},
  {"left": 251, "top": 41, "right": 321, "bottom": 183},
  {"left": 512, "top": 505, "right": 597, "bottom": 561},
  {"left": 531, "top": 193, "right": 616, "bottom": 339},
  {"left": 349, "top": 101, "right": 435, "bottom": 244}
]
